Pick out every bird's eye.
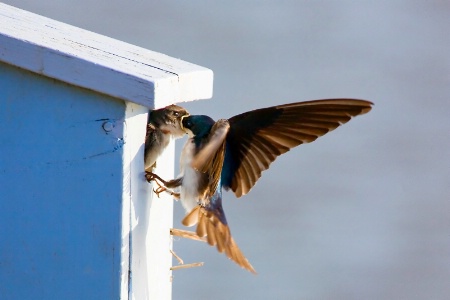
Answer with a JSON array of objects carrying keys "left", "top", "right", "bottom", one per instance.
[{"left": 173, "top": 111, "right": 180, "bottom": 117}]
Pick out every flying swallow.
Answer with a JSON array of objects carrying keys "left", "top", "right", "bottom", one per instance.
[
  {"left": 144, "top": 104, "right": 189, "bottom": 170},
  {"left": 146, "top": 99, "right": 373, "bottom": 273}
]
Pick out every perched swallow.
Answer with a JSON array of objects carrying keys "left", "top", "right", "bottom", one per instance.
[
  {"left": 147, "top": 99, "right": 373, "bottom": 273},
  {"left": 144, "top": 105, "right": 189, "bottom": 170}
]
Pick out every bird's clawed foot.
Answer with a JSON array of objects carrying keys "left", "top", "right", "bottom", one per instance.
[
  {"left": 146, "top": 171, "right": 180, "bottom": 198},
  {"left": 146, "top": 172, "right": 167, "bottom": 197},
  {"left": 153, "top": 185, "right": 168, "bottom": 198},
  {"left": 153, "top": 185, "right": 180, "bottom": 199},
  {"left": 145, "top": 171, "right": 158, "bottom": 183}
]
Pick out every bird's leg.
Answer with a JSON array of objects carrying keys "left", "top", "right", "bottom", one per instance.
[
  {"left": 145, "top": 171, "right": 168, "bottom": 185},
  {"left": 145, "top": 171, "right": 182, "bottom": 188}
]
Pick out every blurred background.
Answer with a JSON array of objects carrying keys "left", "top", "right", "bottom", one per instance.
[{"left": 4, "top": 1, "right": 449, "bottom": 299}]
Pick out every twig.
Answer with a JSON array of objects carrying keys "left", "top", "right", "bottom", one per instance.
[
  {"left": 170, "top": 262, "right": 204, "bottom": 271},
  {"left": 170, "top": 228, "right": 206, "bottom": 242}
]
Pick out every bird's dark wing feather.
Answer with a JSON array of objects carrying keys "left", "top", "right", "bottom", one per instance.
[{"left": 222, "top": 99, "right": 373, "bottom": 197}]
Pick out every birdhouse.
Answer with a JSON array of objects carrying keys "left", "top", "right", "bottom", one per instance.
[{"left": 0, "top": 3, "right": 213, "bottom": 299}]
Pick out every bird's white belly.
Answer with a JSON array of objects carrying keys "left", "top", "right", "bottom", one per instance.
[{"left": 179, "top": 139, "right": 201, "bottom": 212}]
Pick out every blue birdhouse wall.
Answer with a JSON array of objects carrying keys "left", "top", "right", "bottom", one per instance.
[{"left": 0, "top": 61, "right": 125, "bottom": 298}]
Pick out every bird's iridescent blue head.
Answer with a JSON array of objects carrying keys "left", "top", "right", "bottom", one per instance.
[{"left": 181, "top": 115, "right": 215, "bottom": 138}]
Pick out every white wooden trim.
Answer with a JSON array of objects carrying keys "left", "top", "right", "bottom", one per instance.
[
  {"left": 122, "top": 103, "right": 175, "bottom": 300},
  {"left": 0, "top": 3, "right": 213, "bottom": 108}
]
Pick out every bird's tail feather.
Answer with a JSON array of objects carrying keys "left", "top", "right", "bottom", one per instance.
[{"left": 182, "top": 205, "right": 256, "bottom": 274}]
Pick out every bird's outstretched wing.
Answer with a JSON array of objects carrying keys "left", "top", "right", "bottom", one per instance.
[
  {"left": 222, "top": 99, "right": 373, "bottom": 197},
  {"left": 182, "top": 201, "right": 256, "bottom": 274},
  {"left": 191, "top": 119, "right": 230, "bottom": 198}
]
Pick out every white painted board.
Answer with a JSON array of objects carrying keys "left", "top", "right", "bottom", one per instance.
[{"left": 0, "top": 3, "right": 213, "bottom": 108}]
